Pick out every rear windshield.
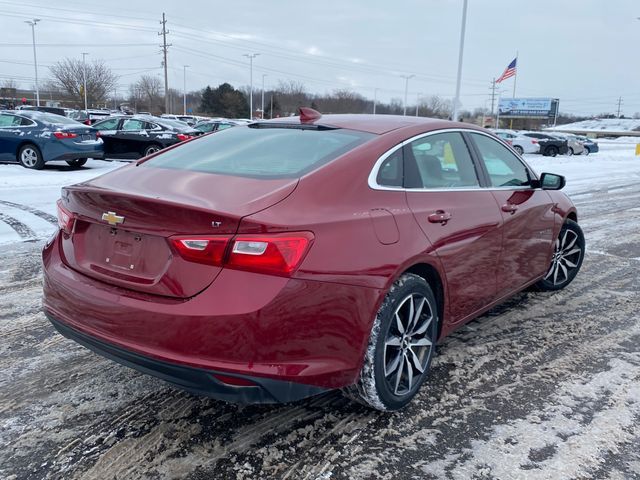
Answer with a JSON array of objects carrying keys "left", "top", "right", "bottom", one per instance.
[
  {"left": 142, "top": 126, "right": 374, "bottom": 178},
  {"left": 34, "top": 113, "right": 80, "bottom": 125}
]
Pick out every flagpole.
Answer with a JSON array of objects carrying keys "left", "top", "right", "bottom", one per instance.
[{"left": 510, "top": 51, "right": 518, "bottom": 129}]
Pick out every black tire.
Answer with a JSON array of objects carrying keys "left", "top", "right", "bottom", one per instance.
[
  {"left": 18, "top": 144, "right": 45, "bottom": 170},
  {"left": 66, "top": 158, "right": 88, "bottom": 168},
  {"left": 568, "top": 147, "right": 574, "bottom": 156},
  {"left": 143, "top": 144, "right": 162, "bottom": 157},
  {"left": 535, "top": 219, "right": 585, "bottom": 291},
  {"left": 343, "top": 273, "right": 438, "bottom": 411},
  {"left": 545, "top": 146, "right": 559, "bottom": 157},
  {"left": 584, "top": 147, "right": 590, "bottom": 156},
  {"left": 513, "top": 145, "right": 524, "bottom": 155}
]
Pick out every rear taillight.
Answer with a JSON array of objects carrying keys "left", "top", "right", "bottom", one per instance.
[
  {"left": 53, "top": 131, "right": 78, "bottom": 139},
  {"left": 56, "top": 199, "right": 74, "bottom": 234},
  {"left": 227, "top": 233, "right": 314, "bottom": 276},
  {"left": 170, "top": 236, "right": 231, "bottom": 266},
  {"left": 176, "top": 133, "right": 192, "bottom": 141},
  {"left": 531, "top": 139, "right": 538, "bottom": 144},
  {"left": 169, "top": 232, "right": 314, "bottom": 276},
  {"left": 95, "top": 131, "right": 101, "bottom": 138},
  {"left": 83, "top": 119, "right": 92, "bottom": 126}
]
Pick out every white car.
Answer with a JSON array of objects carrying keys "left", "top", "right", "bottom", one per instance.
[{"left": 493, "top": 129, "right": 541, "bottom": 155}]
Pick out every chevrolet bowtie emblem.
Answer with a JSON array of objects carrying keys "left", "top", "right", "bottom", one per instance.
[{"left": 102, "top": 211, "right": 125, "bottom": 226}]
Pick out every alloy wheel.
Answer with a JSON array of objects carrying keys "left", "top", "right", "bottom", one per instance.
[
  {"left": 383, "top": 293, "right": 434, "bottom": 396},
  {"left": 21, "top": 148, "right": 38, "bottom": 167},
  {"left": 544, "top": 229, "right": 582, "bottom": 286}
]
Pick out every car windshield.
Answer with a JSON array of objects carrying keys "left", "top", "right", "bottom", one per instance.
[
  {"left": 143, "top": 125, "right": 374, "bottom": 178},
  {"left": 152, "top": 118, "right": 190, "bottom": 129}
]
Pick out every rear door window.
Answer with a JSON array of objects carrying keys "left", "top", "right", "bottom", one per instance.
[
  {"left": 143, "top": 126, "right": 374, "bottom": 178},
  {"left": 93, "top": 118, "right": 120, "bottom": 130},
  {"left": 122, "top": 119, "right": 145, "bottom": 130},
  {"left": 0, "top": 114, "right": 22, "bottom": 127}
]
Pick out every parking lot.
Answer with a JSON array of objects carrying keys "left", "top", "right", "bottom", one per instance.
[{"left": 1, "top": 141, "right": 640, "bottom": 479}]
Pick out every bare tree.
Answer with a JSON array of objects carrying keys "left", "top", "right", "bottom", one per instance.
[
  {"left": 1, "top": 79, "right": 18, "bottom": 90},
  {"left": 133, "top": 75, "right": 163, "bottom": 113},
  {"left": 49, "top": 58, "right": 117, "bottom": 107},
  {"left": 275, "top": 80, "right": 308, "bottom": 115}
]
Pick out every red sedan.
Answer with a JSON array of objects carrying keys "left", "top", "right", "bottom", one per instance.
[{"left": 42, "top": 110, "right": 584, "bottom": 411}]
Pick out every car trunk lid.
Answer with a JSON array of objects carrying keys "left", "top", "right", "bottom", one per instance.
[{"left": 59, "top": 165, "right": 297, "bottom": 298}]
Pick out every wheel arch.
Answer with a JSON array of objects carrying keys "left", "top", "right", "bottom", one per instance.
[
  {"left": 402, "top": 262, "right": 446, "bottom": 340},
  {"left": 15, "top": 140, "right": 42, "bottom": 160},
  {"left": 566, "top": 210, "right": 578, "bottom": 223}
]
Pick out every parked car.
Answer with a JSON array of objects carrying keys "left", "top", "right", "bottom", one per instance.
[
  {"left": 43, "top": 112, "right": 584, "bottom": 410},
  {"left": 194, "top": 119, "right": 242, "bottom": 134},
  {"left": 551, "top": 133, "right": 585, "bottom": 156},
  {"left": 522, "top": 132, "right": 569, "bottom": 156},
  {"left": 13, "top": 105, "right": 67, "bottom": 117},
  {"left": 493, "top": 129, "right": 540, "bottom": 155},
  {"left": 572, "top": 135, "right": 599, "bottom": 154},
  {"left": 0, "top": 110, "right": 103, "bottom": 169},
  {"left": 69, "top": 109, "right": 114, "bottom": 125},
  {"left": 161, "top": 114, "right": 198, "bottom": 126},
  {"left": 92, "top": 115, "right": 200, "bottom": 159}
]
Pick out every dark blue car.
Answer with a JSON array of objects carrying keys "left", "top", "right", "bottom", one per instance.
[
  {"left": 0, "top": 110, "right": 104, "bottom": 169},
  {"left": 574, "top": 135, "right": 599, "bottom": 154}
]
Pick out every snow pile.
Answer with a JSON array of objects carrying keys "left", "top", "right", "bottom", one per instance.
[{"left": 548, "top": 118, "right": 640, "bottom": 134}]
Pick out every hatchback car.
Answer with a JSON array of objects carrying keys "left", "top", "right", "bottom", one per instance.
[
  {"left": 0, "top": 110, "right": 103, "bottom": 169},
  {"left": 493, "top": 129, "right": 540, "bottom": 155},
  {"left": 42, "top": 111, "right": 584, "bottom": 410}
]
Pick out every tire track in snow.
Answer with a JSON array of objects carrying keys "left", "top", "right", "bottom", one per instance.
[
  {"left": 0, "top": 212, "right": 37, "bottom": 239},
  {"left": 0, "top": 200, "right": 57, "bottom": 225}
]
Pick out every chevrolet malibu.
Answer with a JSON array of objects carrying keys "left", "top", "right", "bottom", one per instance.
[{"left": 42, "top": 110, "right": 584, "bottom": 411}]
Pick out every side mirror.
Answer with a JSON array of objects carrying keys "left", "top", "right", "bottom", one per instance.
[{"left": 538, "top": 172, "right": 565, "bottom": 190}]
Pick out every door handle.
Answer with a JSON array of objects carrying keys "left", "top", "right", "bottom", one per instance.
[
  {"left": 428, "top": 210, "right": 452, "bottom": 224},
  {"left": 501, "top": 203, "right": 519, "bottom": 214}
]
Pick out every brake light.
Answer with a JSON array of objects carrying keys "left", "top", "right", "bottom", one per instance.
[
  {"left": 531, "top": 139, "right": 538, "bottom": 144},
  {"left": 176, "top": 133, "right": 192, "bottom": 141},
  {"left": 56, "top": 199, "right": 74, "bottom": 234},
  {"left": 169, "top": 232, "right": 314, "bottom": 276},
  {"left": 53, "top": 131, "right": 78, "bottom": 139},
  {"left": 170, "top": 236, "right": 231, "bottom": 266},
  {"left": 83, "top": 119, "right": 92, "bottom": 126},
  {"left": 227, "top": 233, "right": 314, "bottom": 276},
  {"left": 95, "top": 131, "right": 101, "bottom": 138}
]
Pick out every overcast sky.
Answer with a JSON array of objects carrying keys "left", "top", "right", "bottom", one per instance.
[{"left": 1, "top": 0, "right": 639, "bottom": 116}]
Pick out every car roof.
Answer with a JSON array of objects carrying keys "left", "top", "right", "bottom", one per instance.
[{"left": 263, "top": 114, "right": 476, "bottom": 135}]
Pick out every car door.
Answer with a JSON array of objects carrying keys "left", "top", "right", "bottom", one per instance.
[
  {"left": 116, "top": 118, "right": 147, "bottom": 157},
  {"left": 92, "top": 118, "right": 121, "bottom": 156},
  {"left": 0, "top": 113, "right": 29, "bottom": 161},
  {"left": 403, "top": 131, "right": 504, "bottom": 324},
  {"left": 467, "top": 132, "right": 555, "bottom": 296}
]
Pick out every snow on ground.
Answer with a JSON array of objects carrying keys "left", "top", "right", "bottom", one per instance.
[
  {"left": 0, "top": 159, "right": 124, "bottom": 245},
  {"left": 547, "top": 118, "right": 640, "bottom": 133}
]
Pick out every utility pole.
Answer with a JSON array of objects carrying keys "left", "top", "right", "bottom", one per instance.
[
  {"left": 616, "top": 96, "right": 623, "bottom": 118},
  {"left": 452, "top": 0, "right": 469, "bottom": 122},
  {"left": 243, "top": 53, "right": 259, "bottom": 118},
  {"left": 183, "top": 65, "right": 189, "bottom": 115},
  {"left": 401, "top": 74, "right": 414, "bottom": 116},
  {"left": 261, "top": 74, "right": 267, "bottom": 119},
  {"left": 415, "top": 92, "right": 422, "bottom": 117},
  {"left": 81, "top": 52, "right": 89, "bottom": 111},
  {"left": 25, "top": 19, "right": 40, "bottom": 106},
  {"left": 270, "top": 94, "right": 273, "bottom": 119},
  {"left": 159, "top": 13, "right": 171, "bottom": 114},
  {"left": 373, "top": 88, "right": 378, "bottom": 115}
]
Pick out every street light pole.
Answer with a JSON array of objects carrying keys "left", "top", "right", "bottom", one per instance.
[
  {"left": 401, "top": 74, "right": 414, "bottom": 116},
  {"left": 415, "top": 92, "right": 422, "bottom": 117},
  {"left": 243, "top": 53, "right": 259, "bottom": 118},
  {"left": 261, "top": 74, "right": 267, "bottom": 119},
  {"left": 183, "top": 65, "right": 189, "bottom": 115},
  {"left": 25, "top": 19, "right": 41, "bottom": 106},
  {"left": 373, "top": 88, "right": 379, "bottom": 115},
  {"left": 452, "top": 0, "right": 469, "bottom": 122},
  {"left": 81, "top": 52, "right": 89, "bottom": 112}
]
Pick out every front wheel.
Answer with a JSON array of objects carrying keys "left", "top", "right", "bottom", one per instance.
[
  {"left": 66, "top": 158, "right": 87, "bottom": 168},
  {"left": 583, "top": 147, "right": 590, "bottom": 156},
  {"left": 143, "top": 144, "right": 162, "bottom": 157},
  {"left": 545, "top": 146, "right": 559, "bottom": 157},
  {"left": 535, "top": 219, "right": 585, "bottom": 291},
  {"left": 343, "top": 273, "right": 438, "bottom": 411},
  {"left": 568, "top": 147, "right": 574, "bottom": 156},
  {"left": 513, "top": 145, "right": 524, "bottom": 155}
]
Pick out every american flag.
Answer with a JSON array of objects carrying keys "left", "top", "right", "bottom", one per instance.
[{"left": 496, "top": 58, "right": 517, "bottom": 83}]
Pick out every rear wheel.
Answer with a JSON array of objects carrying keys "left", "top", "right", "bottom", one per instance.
[
  {"left": 18, "top": 144, "right": 44, "bottom": 170},
  {"left": 568, "top": 147, "right": 574, "bottom": 156},
  {"left": 513, "top": 145, "right": 524, "bottom": 155},
  {"left": 545, "top": 145, "right": 559, "bottom": 157},
  {"left": 143, "top": 144, "right": 162, "bottom": 157},
  {"left": 584, "top": 147, "right": 590, "bottom": 155},
  {"left": 535, "top": 219, "right": 584, "bottom": 291},
  {"left": 66, "top": 158, "right": 87, "bottom": 168},
  {"left": 343, "top": 273, "right": 438, "bottom": 411}
]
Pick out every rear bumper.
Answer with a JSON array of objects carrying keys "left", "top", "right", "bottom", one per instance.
[
  {"left": 47, "top": 313, "right": 327, "bottom": 403},
  {"left": 42, "top": 232, "right": 379, "bottom": 397},
  {"left": 44, "top": 139, "right": 104, "bottom": 161}
]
